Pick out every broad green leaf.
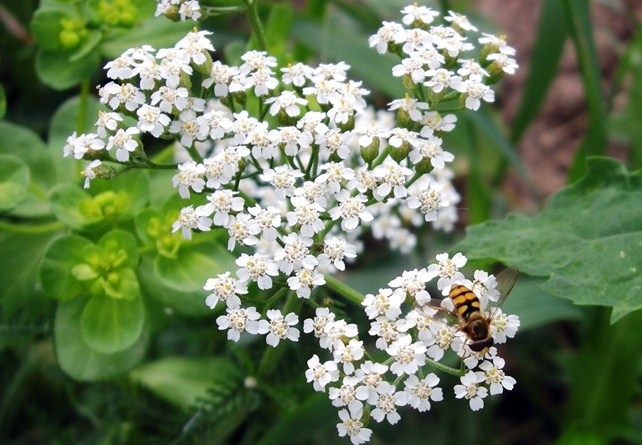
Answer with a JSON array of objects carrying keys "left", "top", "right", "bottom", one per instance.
[
  {"left": 130, "top": 356, "right": 240, "bottom": 411},
  {"left": 55, "top": 297, "right": 148, "bottom": 380},
  {"left": 0, "top": 155, "right": 30, "bottom": 211},
  {"left": 30, "top": 9, "right": 67, "bottom": 51},
  {"left": 155, "top": 243, "right": 237, "bottom": 293},
  {"left": 80, "top": 285, "right": 144, "bottom": 354},
  {"left": 0, "top": 121, "right": 65, "bottom": 217},
  {"left": 39, "top": 235, "right": 93, "bottom": 301},
  {"left": 49, "top": 184, "right": 106, "bottom": 231},
  {"left": 69, "top": 29, "right": 102, "bottom": 62},
  {"left": 455, "top": 157, "right": 642, "bottom": 323},
  {"left": 0, "top": 230, "right": 59, "bottom": 324},
  {"left": 138, "top": 257, "right": 211, "bottom": 317},
  {"left": 35, "top": 48, "right": 101, "bottom": 90},
  {"left": 501, "top": 276, "right": 581, "bottom": 330}
]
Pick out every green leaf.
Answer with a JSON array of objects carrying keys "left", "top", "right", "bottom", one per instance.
[
  {"left": 454, "top": 157, "right": 642, "bottom": 323},
  {"left": 138, "top": 257, "right": 211, "bottom": 317},
  {"left": 0, "top": 155, "right": 30, "bottom": 211},
  {"left": 49, "top": 184, "right": 106, "bottom": 231},
  {"left": 562, "top": 0, "right": 607, "bottom": 181},
  {"left": 155, "top": 243, "right": 237, "bottom": 293},
  {"left": 30, "top": 9, "right": 67, "bottom": 51},
  {"left": 98, "top": 229, "right": 140, "bottom": 270},
  {"left": 509, "top": 0, "right": 567, "bottom": 144},
  {"left": 501, "top": 276, "right": 581, "bottom": 330},
  {"left": 87, "top": 169, "right": 150, "bottom": 219},
  {"left": 35, "top": 48, "right": 101, "bottom": 90},
  {"left": 69, "top": 29, "right": 102, "bottom": 62},
  {"left": 55, "top": 297, "right": 148, "bottom": 381},
  {"left": 80, "top": 286, "right": 144, "bottom": 354},
  {"left": 0, "top": 230, "right": 59, "bottom": 324},
  {"left": 0, "top": 121, "right": 66, "bottom": 218},
  {"left": 39, "top": 235, "right": 93, "bottom": 301},
  {"left": 130, "top": 356, "right": 240, "bottom": 411}
]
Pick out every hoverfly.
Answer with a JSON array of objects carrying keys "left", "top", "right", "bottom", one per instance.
[{"left": 448, "top": 267, "right": 518, "bottom": 352}]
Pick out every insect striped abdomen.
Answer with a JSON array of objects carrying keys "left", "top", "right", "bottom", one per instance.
[{"left": 449, "top": 285, "right": 481, "bottom": 322}]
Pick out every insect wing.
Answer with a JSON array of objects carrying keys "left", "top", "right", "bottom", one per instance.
[{"left": 494, "top": 266, "right": 518, "bottom": 308}]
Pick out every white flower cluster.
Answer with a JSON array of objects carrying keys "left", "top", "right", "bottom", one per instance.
[
  {"left": 62, "top": 3, "right": 520, "bottom": 443},
  {"left": 371, "top": 4, "right": 518, "bottom": 111},
  {"left": 155, "top": 0, "right": 201, "bottom": 22},
  {"left": 305, "top": 252, "right": 520, "bottom": 444}
]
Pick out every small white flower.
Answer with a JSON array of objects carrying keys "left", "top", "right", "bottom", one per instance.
[
  {"left": 362, "top": 288, "right": 404, "bottom": 320},
  {"left": 369, "top": 381, "right": 407, "bottom": 424},
  {"left": 332, "top": 338, "right": 365, "bottom": 374},
  {"left": 317, "top": 237, "right": 357, "bottom": 272},
  {"left": 235, "top": 253, "right": 279, "bottom": 290},
  {"left": 427, "top": 252, "right": 467, "bottom": 293},
  {"left": 260, "top": 165, "right": 304, "bottom": 200},
  {"left": 323, "top": 319, "right": 359, "bottom": 352},
  {"left": 257, "top": 309, "right": 300, "bottom": 347},
  {"left": 273, "top": 233, "right": 317, "bottom": 275},
  {"left": 368, "top": 21, "right": 405, "bottom": 54},
  {"left": 479, "top": 356, "right": 516, "bottom": 395},
  {"left": 336, "top": 405, "right": 372, "bottom": 445},
  {"left": 172, "top": 161, "right": 205, "bottom": 198},
  {"left": 454, "top": 371, "right": 488, "bottom": 411},
  {"left": 80, "top": 160, "right": 103, "bottom": 189},
  {"left": 491, "top": 309, "right": 520, "bottom": 344},
  {"left": 303, "top": 307, "right": 336, "bottom": 349},
  {"left": 216, "top": 306, "right": 261, "bottom": 342},
  {"left": 329, "top": 375, "right": 366, "bottom": 412},
  {"left": 171, "top": 205, "right": 212, "bottom": 240},
  {"left": 287, "top": 268, "right": 325, "bottom": 299},
  {"left": 403, "top": 373, "right": 443, "bottom": 412},
  {"left": 63, "top": 132, "right": 105, "bottom": 159},
  {"left": 329, "top": 191, "right": 373, "bottom": 232},
  {"left": 265, "top": 90, "right": 307, "bottom": 117},
  {"left": 198, "top": 190, "right": 245, "bottom": 227},
  {"left": 386, "top": 334, "right": 427, "bottom": 376},
  {"left": 204, "top": 271, "right": 248, "bottom": 310},
  {"left": 305, "top": 354, "right": 339, "bottom": 392},
  {"left": 388, "top": 268, "right": 432, "bottom": 305},
  {"left": 136, "top": 104, "right": 171, "bottom": 137}
]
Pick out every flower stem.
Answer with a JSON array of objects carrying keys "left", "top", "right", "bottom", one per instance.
[
  {"left": 257, "top": 291, "right": 300, "bottom": 378},
  {"left": 243, "top": 0, "right": 267, "bottom": 51},
  {"left": 323, "top": 274, "right": 364, "bottom": 306}
]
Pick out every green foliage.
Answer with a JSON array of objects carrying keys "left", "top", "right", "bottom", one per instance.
[
  {"left": 455, "top": 157, "right": 642, "bottom": 323},
  {"left": 1, "top": 0, "right": 642, "bottom": 444},
  {"left": 0, "top": 155, "right": 30, "bottom": 211}
]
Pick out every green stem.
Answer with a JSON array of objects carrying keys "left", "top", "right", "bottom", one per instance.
[
  {"left": 323, "top": 274, "right": 364, "bottom": 306},
  {"left": 0, "top": 219, "right": 64, "bottom": 235},
  {"left": 257, "top": 291, "right": 300, "bottom": 378},
  {"left": 243, "top": 0, "right": 268, "bottom": 51}
]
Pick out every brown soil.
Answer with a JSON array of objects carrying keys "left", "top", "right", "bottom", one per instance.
[{"left": 477, "top": 0, "right": 641, "bottom": 212}]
